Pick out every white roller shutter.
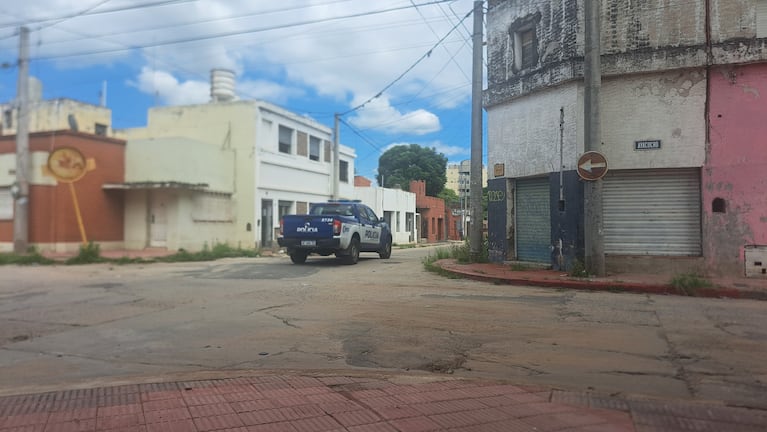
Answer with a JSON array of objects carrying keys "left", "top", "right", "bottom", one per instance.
[
  {"left": 758, "top": 0, "right": 767, "bottom": 38},
  {"left": 604, "top": 168, "right": 701, "bottom": 256}
]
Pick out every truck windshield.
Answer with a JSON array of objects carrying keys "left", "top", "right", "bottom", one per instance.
[{"left": 309, "top": 204, "right": 354, "bottom": 216}]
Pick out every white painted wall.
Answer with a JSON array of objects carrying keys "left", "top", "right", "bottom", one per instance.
[
  {"left": 487, "top": 69, "right": 706, "bottom": 179},
  {"left": 354, "top": 186, "right": 417, "bottom": 245},
  {"left": 125, "top": 138, "right": 235, "bottom": 192},
  {"left": 487, "top": 82, "right": 582, "bottom": 179},
  {"left": 601, "top": 70, "right": 706, "bottom": 170}
]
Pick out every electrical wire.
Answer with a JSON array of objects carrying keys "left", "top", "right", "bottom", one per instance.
[
  {"left": 340, "top": 5, "right": 473, "bottom": 116},
  {"left": 33, "top": 0, "right": 456, "bottom": 61}
]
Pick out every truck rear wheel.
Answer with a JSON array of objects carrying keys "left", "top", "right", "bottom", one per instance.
[
  {"left": 379, "top": 235, "right": 392, "bottom": 259},
  {"left": 290, "top": 251, "right": 308, "bottom": 264},
  {"left": 342, "top": 237, "right": 360, "bottom": 265}
]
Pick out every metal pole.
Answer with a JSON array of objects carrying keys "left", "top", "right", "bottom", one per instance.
[
  {"left": 584, "top": 0, "right": 605, "bottom": 276},
  {"left": 13, "top": 26, "right": 30, "bottom": 254},
  {"left": 469, "top": 0, "right": 484, "bottom": 260},
  {"left": 332, "top": 113, "right": 340, "bottom": 199}
]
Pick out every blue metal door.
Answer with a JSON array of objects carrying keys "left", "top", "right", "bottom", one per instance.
[{"left": 516, "top": 178, "right": 551, "bottom": 263}]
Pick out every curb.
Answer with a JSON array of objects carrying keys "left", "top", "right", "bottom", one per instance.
[{"left": 436, "top": 260, "right": 767, "bottom": 301}]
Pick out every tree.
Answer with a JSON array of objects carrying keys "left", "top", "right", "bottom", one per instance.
[
  {"left": 438, "top": 188, "right": 460, "bottom": 207},
  {"left": 377, "top": 144, "right": 447, "bottom": 196}
]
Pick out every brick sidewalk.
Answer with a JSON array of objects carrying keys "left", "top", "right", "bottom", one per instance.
[{"left": 2, "top": 374, "right": 765, "bottom": 432}]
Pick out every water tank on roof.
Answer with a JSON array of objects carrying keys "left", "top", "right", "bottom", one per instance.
[{"left": 210, "top": 69, "right": 236, "bottom": 103}]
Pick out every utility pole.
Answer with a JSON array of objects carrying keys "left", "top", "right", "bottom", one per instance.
[
  {"left": 583, "top": 0, "right": 605, "bottom": 276},
  {"left": 332, "top": 113, "right": 340, "bottom": 199},
  {"left": 13, "top": 26, "right": 30, "bottom": 254},
  {"left": 469, "top": 0, "right": 484, "bottom": 260}
]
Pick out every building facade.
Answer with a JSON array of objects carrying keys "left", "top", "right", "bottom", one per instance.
[
  {"left": 117, "top": 99, "right": 357, "bottom": 252},
  {"left": 0, "top": 131, "right": 125, "bottom": 253},
  {"left": 485, "top": 0, "right": 767, "bottom": 277},
  {"left": 353, "top": 179, "right": 418, "bottom": 245}
]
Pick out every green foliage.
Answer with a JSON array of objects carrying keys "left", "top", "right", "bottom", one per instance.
[
  {"left": 65, "top": 242, "right": 104, "bottom": 265},
  {"left": 670, "top": 273, "right": 713, "bottom": 295},
  {"left": 569, "top": 259, "right": 589, "bottom": 278},
  {"left": 422, "top": 240, "right": 489, "bottom": 276},
  {"left": 437, "top": 188, "right": 460, "bottom": 207},
  {"left": 159, "top": 243, "right": 259, "bottom": 263},
  {"left": 0, "top": 248, "right": 54, "bottom": 266},
  {"left": 377, "top": 144, "right": 447, "bottom": 196}
]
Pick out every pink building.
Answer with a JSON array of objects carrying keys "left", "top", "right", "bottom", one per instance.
[{"left": 704, "top": 64, "right": 767, "bottom": 276}]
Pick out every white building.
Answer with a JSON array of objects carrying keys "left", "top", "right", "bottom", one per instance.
[
  {"left": 354, "top": 185, "right": 417, "bottom": 245},
  {"left": 114, "top": 72, "right": 356, "bottom": 251}
]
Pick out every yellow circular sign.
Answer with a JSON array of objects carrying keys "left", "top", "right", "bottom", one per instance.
[{"left": 47, "top": 147, "right": 87, "bottom": 182}]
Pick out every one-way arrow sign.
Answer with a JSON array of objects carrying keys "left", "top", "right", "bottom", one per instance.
[{"left": 577, "top": 151, "right": 608, "bottom": 181}]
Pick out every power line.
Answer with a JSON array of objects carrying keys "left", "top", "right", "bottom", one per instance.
[
  {"left": 33, "top": 0, "right": 455, "bottom": 61},
  {"left": 0, "top": 0, "right": 196, "bottom": 30},
  {"left": 340, "top": 5, "right": 473, "bottom": 116}
]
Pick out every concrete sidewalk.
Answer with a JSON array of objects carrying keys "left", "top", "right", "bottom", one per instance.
[
  {"left": 436, "top": 260, "right": 767, "bottom": 300},
  {"left": 2, "top": 373, "right": 766, "bottom": 432}
]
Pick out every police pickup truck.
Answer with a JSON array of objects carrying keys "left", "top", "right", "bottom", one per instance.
[{"left": 277, "top": 200, "right": 392, "bottom": 265}]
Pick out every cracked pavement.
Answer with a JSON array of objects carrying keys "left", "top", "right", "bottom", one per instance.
[{"left": 1, "top": 248, "right": 766, "bottom": 410}]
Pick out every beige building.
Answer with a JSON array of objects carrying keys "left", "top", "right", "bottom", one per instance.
[
  {"left": 115, "top": 96, "right": 356, "bottom": 252},
  {"left": 445, "top": 160, "right": 488, "bottom": 197},
  {"left": 1, "top": 78, "right": 112, "bottom": 137}
]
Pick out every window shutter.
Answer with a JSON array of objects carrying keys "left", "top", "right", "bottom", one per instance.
[{"left": 297, "top": 132, "right": 308, "bottom": 156}]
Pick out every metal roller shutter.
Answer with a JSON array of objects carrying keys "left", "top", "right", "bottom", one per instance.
[
  {"left": 758, "top": 0, "right": 767, "bottom": 38},
  {"left": 516, "top": 178, "right": 551, "bottom": 263},
  {"left": 603, "top": 168, "right": 701, "bottom": 256}
]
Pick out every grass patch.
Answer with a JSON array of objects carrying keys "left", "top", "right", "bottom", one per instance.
[
  {"left": 0, "top": 247, "right": 54, "bottom": 266},
  {"left": 422, "top": 240, "right": 489, "bottom": 276},
  {"left": 65, "top": 242, "right": 106, "bottom": 265},
  {"left": 158, "top": 243, "right": 259, "bottom": 263},
  {"left": 670, "top": 273, "right": 713, "bottom": 296},
  {"left": 509, "top": 263, "right": 535, "bottom": 271},
  {"left": 569, "top": 259, "right": 589, "bottom": 278}
]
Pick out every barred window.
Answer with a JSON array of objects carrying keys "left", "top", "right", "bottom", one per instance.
[{"left": 192, "top": 193, "right": 233, "bottom": 222}]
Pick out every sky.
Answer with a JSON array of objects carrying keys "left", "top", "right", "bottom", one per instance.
[{"left": 0, "top": 0, "right": 486, "bottom": 183}]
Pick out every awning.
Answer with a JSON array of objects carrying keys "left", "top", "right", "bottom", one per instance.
[{"left": 103, "top": 181, "right": 209, "bottom": 191}]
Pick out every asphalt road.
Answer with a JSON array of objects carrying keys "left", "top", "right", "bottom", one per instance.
[{"left": 1, "top": 246, "right": 766, "bottom": 410}]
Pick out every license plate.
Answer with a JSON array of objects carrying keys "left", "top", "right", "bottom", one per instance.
[{"left": 301, "top": 240, "right": 316, "bottom": 246}]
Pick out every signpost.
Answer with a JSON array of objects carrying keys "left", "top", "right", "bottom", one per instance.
[
  {"left": 577, "top": 151, "right": 608, "bottom": 181},
  {"left": 43, "top": 147, "right": 95, "bottom": 245}
]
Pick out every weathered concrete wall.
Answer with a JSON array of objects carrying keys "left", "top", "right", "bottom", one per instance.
[
  {"left": 703, "top": 63, "right": 767, "bottom": 276},
  {"left": 487, "top": 81, "right": 582, "bottom": 178},
  {"left": 486, "top": 0, "right": 767, "bottom": 108},
  {"left": 601, "top": 69, "right": 706, "bottom": 170}
]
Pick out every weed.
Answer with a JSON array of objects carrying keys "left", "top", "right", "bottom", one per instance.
[
  {"left": 65, "top": 242, "right": 104, "bottom": 265},
  {"left": 569, "top": 259, "right": 589, "bottom": 278},
  {"left": 0, "top": 248, "right": 55, "bottom": 266},
  {"left": 510, "top": 263, "right": 534, "bottom": 271},
  {"left": 670, "top": 273, "right": 713, "bottom": 296},
  {"left": 159, "top": 243, "right": 259, "bottom": 263}
]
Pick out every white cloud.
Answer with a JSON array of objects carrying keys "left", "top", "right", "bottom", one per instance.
[
  {"left": 349, "top": 97, "right": 440, "bottom": 135},
  {"left": 128, "top": 67, "right": 209, "bottom": 106},
  {"left": 1, "top": 1, "right": 475, "bottom": 108}
]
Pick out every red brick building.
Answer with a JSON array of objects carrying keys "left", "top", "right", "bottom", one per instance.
[
  {"left": 0, "top": 131, "right": 126, "bottom": 252},
  {"left": 410, "top": 180, "right": 460, "bottom": 243},
  {"left": 354, "top": 175, "right": 372, "bottom": 187}
]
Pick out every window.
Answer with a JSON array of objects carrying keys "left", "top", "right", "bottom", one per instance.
[
  {"left": 339, "top": 160, "right": 349, "bottom": 183},
  {"left": 3, "top": 109, "right": 12, "bottom": 129},
  {"left": 513, "top": 28, "right": 538, "bottom": 69},
  {"left": 0, "top": 188, "right": 12, "bottom": 220},
  {"left": 94, "top": 123, "right": 108, "bottom": 136},
  {"left": 309, "top": 136, "right": 321, "bottom": 161},
  {"left": 278, "top": 200, "right": 293, "bottom": 218},
  {"left": 192, "top": 193, "right": 233, "bottom": 222},
  {"left": 278, "top": 125, "right": 293, "bottom": 154}
]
